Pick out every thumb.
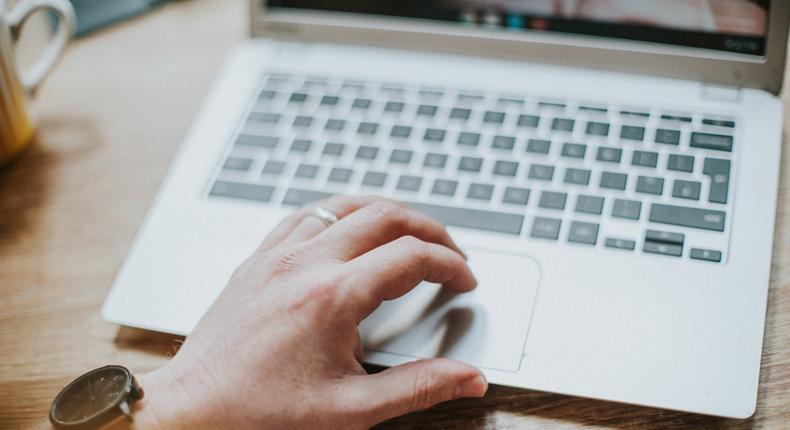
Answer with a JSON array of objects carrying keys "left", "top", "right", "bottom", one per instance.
[{"left": 345, "top": 358, "right": 488, "bottom": 427}]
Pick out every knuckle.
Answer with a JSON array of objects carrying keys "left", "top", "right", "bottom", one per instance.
[
  {"left": 399, "top": 236, "right": 429, "bottom": 261},
  {"left": 367, "top": 201, "right": 407, "bottom": 228},
  {"left": 269, "top": 246, "right": 307, "bottom": 276},
  {"left": 411, "top": 367, "right": 438, "bottom": 411}
]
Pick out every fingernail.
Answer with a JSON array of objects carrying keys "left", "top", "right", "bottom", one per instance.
[{"left": 455, "top": 374, "right": 488, "bottom": 398}]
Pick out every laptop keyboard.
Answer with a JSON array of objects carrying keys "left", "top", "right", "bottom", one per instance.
[{"left": 208, "top": 72, "right": 736, "bottom": 264}]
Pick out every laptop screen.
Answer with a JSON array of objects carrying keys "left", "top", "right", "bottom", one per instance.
[{"left": 266, "top": 0, "right": 769, "bottom": 56}]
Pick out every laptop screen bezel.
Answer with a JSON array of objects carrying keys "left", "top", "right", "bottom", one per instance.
[{"left": 251, "top": 1, "right": 789, "bottom": 95}]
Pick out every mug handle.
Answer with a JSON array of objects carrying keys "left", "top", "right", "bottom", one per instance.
[{"left": 7, "top": 0, "right": 76, "bottom": 92}]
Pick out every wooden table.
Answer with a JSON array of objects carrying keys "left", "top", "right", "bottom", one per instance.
[{"left": 1, "top": 1, "right": 788, "bottom": 428}]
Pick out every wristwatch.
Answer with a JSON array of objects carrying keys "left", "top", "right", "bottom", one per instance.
[{"left": 49, "top": 365, "right": 144, "bottom": 429}]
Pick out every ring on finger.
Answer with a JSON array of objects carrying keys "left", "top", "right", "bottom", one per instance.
[{"left": 309, "top": 207, "right": 339, "bottom": 228}]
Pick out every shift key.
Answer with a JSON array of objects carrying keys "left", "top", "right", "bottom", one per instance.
[{"left": 649, "top": 204, "right": 726, "bottom": 232}]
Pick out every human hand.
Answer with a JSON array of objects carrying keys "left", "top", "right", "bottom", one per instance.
[{"left": 133, "top": 196, "right": 487, "bottom": 430}]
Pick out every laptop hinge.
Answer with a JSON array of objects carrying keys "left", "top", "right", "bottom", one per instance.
[{"left": 700, "top": 84, "right": 742, "bottom": 102}]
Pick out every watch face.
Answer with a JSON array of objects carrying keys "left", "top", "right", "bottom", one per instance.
[{"left": 51, "top": 366, "right": 129, "bottom": 424}]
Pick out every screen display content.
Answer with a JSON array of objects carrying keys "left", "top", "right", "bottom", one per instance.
[{"left": 267, "top": 0, "right": 769, "bottom": 56}]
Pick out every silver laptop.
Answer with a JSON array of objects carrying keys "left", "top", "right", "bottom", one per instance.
[{"left": 102, "top": 0, "right": 788, "bottom": 418}]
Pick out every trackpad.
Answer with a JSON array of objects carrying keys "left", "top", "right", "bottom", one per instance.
[{"left": 360, "top": 248, "right": 541, "bottom": 372}]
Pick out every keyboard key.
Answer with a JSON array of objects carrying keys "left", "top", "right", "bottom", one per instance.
[
  {"left": 644, "top": 241, "right": 683, "bottom": 257},
  {"left": 529, "top": 164, "right": 555, "bottom": 181},
  {"left": 384, "top": 101, "right": 405, "bottom": 113},
  {"left": 568, "top": 221, "right": 599, "bottom": 245},
  {"left": 517, "top": 114, "right": 540, "bottom": 128},
  {"left": 492, "top": 135, "right": 516, "bottom": 150},
  {"left": 579, "top": 105, "right": 607, "bottom": 114},
  {"left": 450, "top": 107, "right": 471, "bottom": 120},
  {"left": 484, "top": 111, "right": 506, "bottom": 124},
  {"left": 323, "top": 142, "right": 345, "bottom": 156},
  {"left": 539, "top": 101, "right": 566, "bottom": 109},
  {"left": 320, "top": 95, "right": 340, "bottom": 106},
  {"left": 294, "top": 164, "right": 319, "bottom": 179},
  {"left": 600, "top": 172, "right": 627, "bottom": 190},
  {"left": 467, "top": 183, "right": 494, "bottom": 201},
  {"left": 431, "top": 179, "right": 458, "bottom": 196},
  {"left": 325, "top": 119, "right": 346, "bottom": 131},
  {"left": 636, "top": 176, "right": 664, "bottom": 195},
  {"left": 690, "top": 248, "right": 723, "bottom": 262},
  {"left": 632, "top": 150, "right": 658, "bottom": 167},
  {"left": 493, "top": 160, "right": 519, "bottom": 177},
  {"left": 552, "top": 118, "right": 575, "bottom": 132},
  {"left": 352, "top": 98, "right": 372, "bottom": 109},
  {"left": 620, "top": 110, "right": 650, "bottom": 119},
  {"left": 220, "top": 153, "right": 252, "bottom": 171},
  {"left": 575, "top": 195, "right": 604, "bottom": 215},
  {"left": 289, "top": 92, "right": 308, "bottom": 103},
  {"left": 282, "top": 188, "right": 332, "bottom": 206},
  {"left": 649, "top": 204, "right": 725, "bottom": 231},
  {"left": 417, "top": 105, "right": 438, "bottom": 116},
  {"left": 620, "top": 125, "right": 645, "bottom": 141},
  {"left": 356, "top": 146, "right": 379, "bottom": 160},
  {"left": 539, "top": 191, "right": 567, "bottom": 210},
  {"left": 259, "top": 89, "right": 277, "bottom": 100},
  {"left": 261, "top": 157, "right": 287, "bottom": 175},
  {"left": 667, "top": 154, "right": 694, "bottom": 172},
  {"left": 605, "top": 238, "right": 636, "bottom": 251},
  {"left": 561, "top": 143, "right": 587, "bottom": 159},
  {"left": 424, "top": 128, "right": 446, "bottom": 143},
  {"left": 459, "top": 157, "right": 483, "bottom": 172},
  {"left": 248, "top": 112, "right": 280, "bottom": 124},
  {"left": 397, "top": 175, "right": 423, "bottom": 192},
  {"left": 362, "top": 171, "right": 387, "bottom": 187},
  {"left": 503, "top": 187, "right": 530, "bottom": 205},
  {"left": 703, "top": 158, "right": 731, "bottom": 204},
  {"left": 389, "top": 149, "right": 413, "bottom": 164},
  {"left": 358, "top": 122, "right": 379, "bottom": 135},
  {"left": 586, "top": 122, "right": 610, "bottom": 137},
  {"left": 690, "top": 132, "right": 733, "bottom": 152},
  {"left": 702, "top": 119, "right": 735, "bottom": 128},
  {"left": 290, "top": 139, "right": 312, "bottom": 152},
  {"left": 236, "top": 134, "right": 278, "bottom": 149},
  {"left": 645, "top": 229, "right": 685, "bottom": 245},
  {"left": 531, "top": 217, "right": 562, "bottom": 240},
  {"left": 527, "top": 139, "right": 551, "bottom": 154},
  {"left": 458, "top": 132, "right": 481, "bottom": 146},
  {"left": 596, "top": 147, "right": 622, "bottom": 163},
  {"left": 328, "top": 168, "right": 353, "bottom": 183},
  {"left": 655, "top": 129, "right": 681, "bottom": 145},
  {"left": 661, "top": 114, "right": 692, "bottom": 123},
  {"left": 457, "top": 93, "right": 484, "bottom": 104},
  {"left": 612, "top": 199, "right": 641, "bottom": 220},
  {"left": 564, "top": 168, "right": 591, "bottom": 185},
  {"left": 210, "top": 181, "right": 274, "bottom": 202},
  {"left": 293, "top": 115, "right": 313, "bottom": 128},
  {"left": 391, "top": 125, "right": 412, "bottom": 138},
  {"left": 409, "top": 202, "right": 524, "bottom": 235},
  {"left": 424, "top": 153, "right": 448, "bottom": 168},
  {"left": 672, "top": 180, "right": 702, "bottom": 200}
]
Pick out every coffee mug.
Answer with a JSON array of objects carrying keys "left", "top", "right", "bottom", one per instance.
[{"left": 0, "top": 0, "right": 75, "bottom": 164}]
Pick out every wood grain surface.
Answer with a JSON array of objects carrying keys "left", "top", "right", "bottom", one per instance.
[{"left": 1, "top": 0, "right": 788, "bottom": 428}]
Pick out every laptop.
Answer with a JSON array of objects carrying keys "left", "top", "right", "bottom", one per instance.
[{"left": 102, "top": 0, "right": 788, "bottom": 419}]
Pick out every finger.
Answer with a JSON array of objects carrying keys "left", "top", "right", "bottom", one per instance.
[
  {"left": 257, "top": 195, "right": 394, "bottom": 252},
  {"left": 281, "top": 196, "right": 407, "bottom": 247},
  {"left": 342, "top": 236, "right": 477, "bottom": 321},
  {"left": 344, "top": 358, "right": 487, "bottom": 428},
  {"left": 310, "top": 201, "right": 466, "bottom": 261}
]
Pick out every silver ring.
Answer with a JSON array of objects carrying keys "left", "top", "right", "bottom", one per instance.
[{"left": 310, "top": 207, "right": 339, "bottom": 228}]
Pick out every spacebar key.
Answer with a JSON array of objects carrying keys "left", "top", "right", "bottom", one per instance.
[
  {"left": 408, "top": 202, "right": 524, "bottom": 235},
  {"left": 649, "top": 204, "right": 726, "bottom": 232}
]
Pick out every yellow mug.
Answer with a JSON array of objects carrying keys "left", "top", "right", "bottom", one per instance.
[{"left": 0, "top": 0, "right": 75, "bottom": 164}]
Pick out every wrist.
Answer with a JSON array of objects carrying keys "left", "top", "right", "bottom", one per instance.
[{"left": 132, "top": 363, "right": 221, "bottom": 430}]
